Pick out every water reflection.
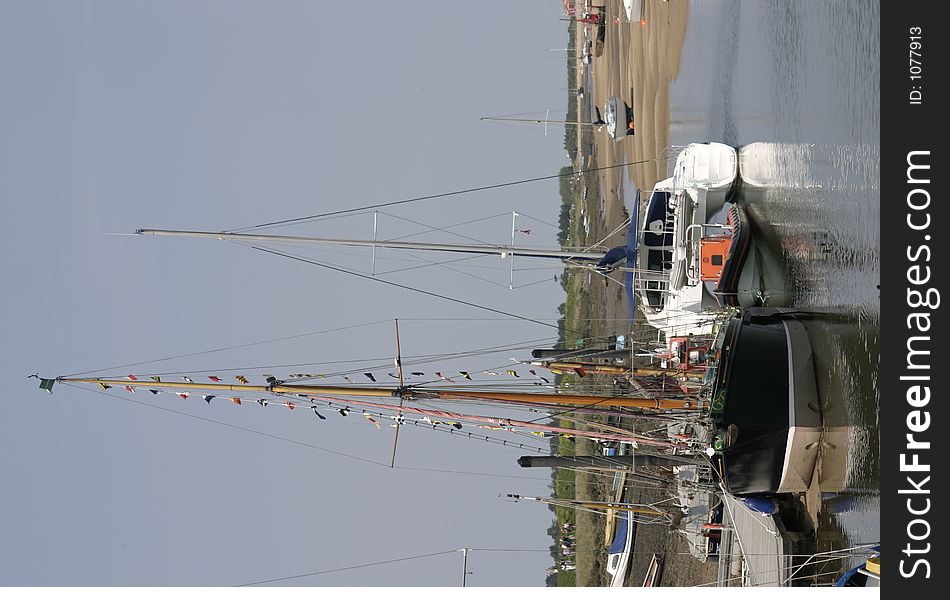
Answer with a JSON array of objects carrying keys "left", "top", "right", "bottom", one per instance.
[{"left": 735, "top": 141, "right": 879, "bottom": 549}]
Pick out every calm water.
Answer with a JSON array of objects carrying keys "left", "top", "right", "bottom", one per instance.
[{"left": 669, "top": 0, "right": 880, "bottom": 559}]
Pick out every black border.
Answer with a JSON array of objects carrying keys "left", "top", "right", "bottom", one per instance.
[{"left": 882, "top": 1, "right": 946, "bottom": 592}]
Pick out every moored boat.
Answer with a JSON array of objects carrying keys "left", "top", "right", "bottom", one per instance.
[{"left": 708, "top": 307, "right": 823, "bottom": 495}]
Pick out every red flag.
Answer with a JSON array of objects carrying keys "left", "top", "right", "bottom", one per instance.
[
  {"left": 287, "top": 402, "right": 295, "bottom": 410},
  {"left": 127, "top": 375, "right": 138, "bottom": 381},
  {"left": 208, "top": 376, "right": 222, "bottom": 382},
  {"left": 230, "top": 397, "right": 242, "bottom": 405},
  {"left": 125, "top": 386, "right": 136, "bottom": 394},
  {"left": 574, "top": 367, "right": 586, "bottom": 377},
  {"left": 177, "top": 392, "right": 189, "bottom": 399}
]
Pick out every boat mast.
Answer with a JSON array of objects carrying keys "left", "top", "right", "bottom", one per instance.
[
  {"left": 57, "top": 377, "right": 697, "bottom": 410},
  {"left": 136, "top": 229, "right": 608, "bottom": 262}
]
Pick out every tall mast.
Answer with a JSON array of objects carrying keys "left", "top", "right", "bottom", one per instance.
[
  {"left": 54, "top": 377, "right": 697, "bottom": 410},
  {"left": 135, "top": 229, "right": 608, "bottom": 262},
  {"left": 480, "top": 116, "right": 600, "bottom": 127}
]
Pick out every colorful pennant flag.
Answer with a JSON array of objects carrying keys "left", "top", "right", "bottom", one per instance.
[
  {"left": 411, "top": 372, "right": 425, "bottom": 376},
  {"left": 574, "top": 368, "right": 586, "bottom": 377},
  {"left": 287, "top": 402, "right": 295, "bottom": 410},
  {"left": 311, "top": 407, "right": 327, "bottom": 420},
  {"left": 182, "top": 376, "right": 193, "bottom": 383},
  {"left": 125, "top": 386, "right": 136, "bottom": 394},
  {"left": 150, "top": 376, "right": 161, "bottom": 383},
  {"left": 505, "top": 369, "right": 520, "bottom": 378},
  {"left": 149, "top": 389, "right": 160, "bottom": 395},
  {"left": 257, "top": 399, "right": 268, "bottom": 407},
  {"left": 208, "top": 376, "right": 222, "bottom": 382},
  {"left": 519, "top": 229, "right": 532, "bottom": 235},
  {"left": 364, "top": 414, "right": 381, "bottom": 430},
  {"left": 97, "top": 382, "right": 111, "bottom": 391},
  {"left": 127, "top": 375, "right": 138, "bottom": 381},
  {"left": 230, "top": 397, "right": 242, "bottom": 405},
  {"left": 38, "top": 378, "right": 55, "bottom": 393},
  {"left": 484, "top": 371, "right": 501, "bottom": 376},
  {"left": 363, "top": 373, "right": 376, "bottom": 382},
  {"left": 177, "top": 392, "right": 189, "bottom": 400},
  {"left": 236, "top": 375, "right": 249, "bottom": 384},
  {"left": 459, "top": 371, "right": 472, "bottom": 380},
  {"left": 435, "top": 372, "right": 455, "bottom": 383},
  {"left": 203, "top": 395, "right": 214, "bottom": 404},
  {"left": 338, "top": 407, "right": 349, "bottom": 417}
]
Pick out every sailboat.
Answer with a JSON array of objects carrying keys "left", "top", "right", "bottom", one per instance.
[{"left": 634, "top": 142, "right": 790, "bottom": 337}]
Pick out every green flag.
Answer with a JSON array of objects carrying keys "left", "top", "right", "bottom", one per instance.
[{"left": 38, "top": 378, "right": 55, "bottom": 393}]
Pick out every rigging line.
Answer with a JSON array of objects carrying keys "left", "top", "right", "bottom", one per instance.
[
  {"left": 59, "top": 383, "right": 390, "bottom": 467},
  {"left": 379, "top": 211, "right": 506, "bottom": 246},
  {"left": 62, "top": 319, "right": 394, "bottom": 378},
  {"left": 246, "top": 244, "right": 582, "bottom": 336},
  {"left": 61, "top": 383, "right": 553, "bottom": 484},
  {"left": 373, "top": 253, "right": 488, "bottom": 277},
  {"left": 225, "top": 159, "right": 654, "bottom": 233},
  {"left": 135, "top": 334, "right": 560, "bottom": 380},
  {"left": 510, "top": 211, "right": 560, "bottom": 231},
  {"left": 236, "top": 549, "right": 461, "bottom": 587},
  {"left": 468, "top": 548, "right": 549, "bottom": 553},
  {"left": 389, "top": 247, "right": 512, "bottom": 289}
]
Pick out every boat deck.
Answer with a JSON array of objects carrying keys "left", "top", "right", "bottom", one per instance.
[{"left": 717, "top": 492, "right": 793, "bottom": 586}]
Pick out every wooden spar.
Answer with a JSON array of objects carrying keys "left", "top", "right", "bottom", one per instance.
[
  {"left": 535, "top": 361, "right": 684, "bottom": 377},
  {"left": 432, "top": 390, "right": 693, "bottom": 410},
  {"left": 63, "top": 378, "right": 397, "bottom": 398},
  {"left": 59, "top": 378, "right": 696, "bottom": 410}
]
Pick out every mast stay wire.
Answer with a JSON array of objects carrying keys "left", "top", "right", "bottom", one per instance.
[{"left": 223, "top": 159, "right": 657, "bottom": 234}]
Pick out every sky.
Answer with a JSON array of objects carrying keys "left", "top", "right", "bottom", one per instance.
[{"left": 1, "top": 0, "right": 586, "bottom": 586}]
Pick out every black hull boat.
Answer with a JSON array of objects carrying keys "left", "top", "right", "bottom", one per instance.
[{"left": 709, "top": 308, "right": 822, "bottom": 495}]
